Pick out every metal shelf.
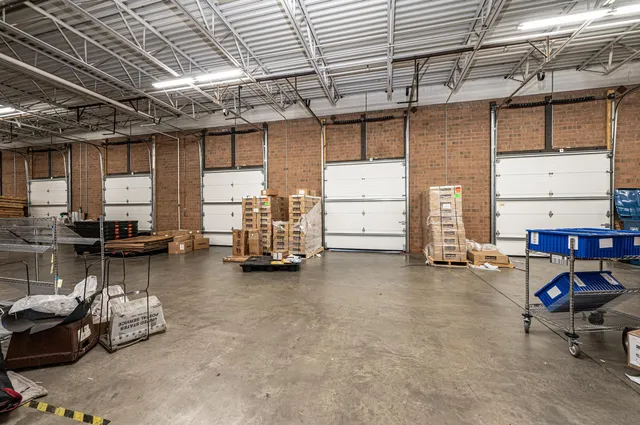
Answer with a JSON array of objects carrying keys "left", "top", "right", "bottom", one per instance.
[
  {"left": 524, "top": 230, "right": 640, "bottom": 358},
  {"left": 529, "top": 304, "right": 640, "bottom": 333}
]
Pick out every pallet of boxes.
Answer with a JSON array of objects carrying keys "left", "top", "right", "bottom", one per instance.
[
  {"left": 422, "top": 185, "right": 468, "bottom": 267},
  {"left": 157, "top": 229, "right": 209, "bottom": 254},
  {"left": 286, "top": 189, "right": 323, "bottom": 258}
]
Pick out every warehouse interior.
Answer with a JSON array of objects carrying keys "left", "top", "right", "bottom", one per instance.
[{"left": 0, "top": 0, "right": 639, "bottom": 423}]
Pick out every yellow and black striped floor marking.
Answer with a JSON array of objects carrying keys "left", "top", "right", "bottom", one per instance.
[{"left": 24, "top": 400, "right": 111, "bottom": 424}]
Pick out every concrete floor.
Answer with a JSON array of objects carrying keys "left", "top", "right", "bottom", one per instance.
[{"left": 1, "top": 248, "right": 639, "bottom": 425}]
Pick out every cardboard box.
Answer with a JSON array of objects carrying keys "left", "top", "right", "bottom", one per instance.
[
  {"left": 628, "top": 329, "right": 640, "bottom": 371},
  {"left": 467, "top": 250, "right": 509, "bottom": 265},
  {"left": 190, "top": 230, "right": 204, "bottom": 239},
  {"left": 232, "top": 229, "right": 248, "bottom": 256},
  {"left": 193, "top": 237, "right": 210, "bottom": 250},
  {"left": 168, "top": 239, "right": 193, "bottom": 254},
  {"left": 173, "top": 234, "right": 191, "bottom": 243},
  {"left": 296, "top": 188, "right": 317, "bottom": 196},
  {"left": 248, "top": 230, "right": 261, "bottom": 255},
  {"left": 261, "top": 188, "right": 279, "bottom": 196},
  {"left": 155, "top": 229, "right": 190, "bottom": 237}
]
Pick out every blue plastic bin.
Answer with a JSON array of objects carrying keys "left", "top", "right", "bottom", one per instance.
[
  {"left": 527, "top": 228, "right": 640, "bottom": 258},
  {"left": 535, "top": 271, "right": 626, "bottom": 312},
  {"left": 614, "top": 188, "right": 640, "bottom": 219},
  {"left": 624, "top": 219, "right": 640, "bottom": 231}
]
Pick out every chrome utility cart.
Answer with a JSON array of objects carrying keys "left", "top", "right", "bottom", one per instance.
[{"left": 523, "top": 228, "right": 640, "bottom": 358}]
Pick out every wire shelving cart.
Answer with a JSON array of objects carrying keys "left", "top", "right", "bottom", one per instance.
[{"left": 523, "top": 228, "right": 640, "bottom": 358}]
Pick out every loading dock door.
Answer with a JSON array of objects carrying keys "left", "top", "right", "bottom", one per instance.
[
  {"left": 495, "top": 151, "right": 611, "bottom": 256},
  {"left": 202, "top": 168, "right": 264, "bottom": 245},
  {"left": 104, "top": 175, "right": 153, "bottom": 231},
  {"left": 29, "top": 178, "right": 68, "bottom": 218},
  {"left": 324, "top": 160, "right": 406, "bottom": 251}
]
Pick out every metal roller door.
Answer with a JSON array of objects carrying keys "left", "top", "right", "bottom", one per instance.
[
  {"left": 495, "top": 151, "right": 611, "bottom": 256},
  {"left": 29, "top": 178, "right": 68, "bottom": 218},
  {"left": 202, "top": 168, "right": 264, "bottom": 245},
  {"left": 104, "top": 175, "right": 153, "bottom": 231},
  {"left": 324, "top": 160, "right": 407, "bottom": 251}
]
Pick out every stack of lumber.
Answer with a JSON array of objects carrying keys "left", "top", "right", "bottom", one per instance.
[
  {"left": 0, "top": 196, "right": 27, "bottom": 218},
  {"left": 105, "top": 235, "right": 173, "bottom": 253}
]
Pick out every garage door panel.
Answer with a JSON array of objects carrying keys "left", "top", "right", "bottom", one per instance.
[
  {"left": 496, "top": 153, "right": 610, "bottom": 198},
  {"left": 203, "top": 204, "right": 239, "bottom": 234},
  {"left": 325, "top": 201, "right": 405, "bottom": 234},
  {"left": 104, "top": 205, "right": 152, "bottom": 230},
  {"left": 325, "top": 235, "right": 405, "bottom": 251},
  {"left": 202, "top": 169, "right": 264, "bottom": 245},
  {"left": 325, "top": 161, "right": 405, "bottom": 199},
  {"left": 496, "top": 199, "right": 610, "bottom": 239},
  {"left": 30, "top": 180, "right": 67, "bottom": 205},
  {"left": 30, "top": 206, "right": 67, "bottom": 218},
  {"left": 324, "top": 160, "right": 406, "bottom": 251},
  {"left": 202, "top": 170, "right": 263, "bottom": 203},
  {"left": 203, "top": 233, "right": 228, "bottom": 246},
  {"left": 495, "top": 152, "right": 611, "bottom": 256},
  {"left": 104, "top": 176, "right": 152, "bottom": 204}
]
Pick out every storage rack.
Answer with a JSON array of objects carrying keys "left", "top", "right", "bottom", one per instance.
[
  {"left": 0, "top": 216, "right": 105, "bottom": 296},
  {"left": 523, "top": 230, "right": 640, "bottom": 358}
]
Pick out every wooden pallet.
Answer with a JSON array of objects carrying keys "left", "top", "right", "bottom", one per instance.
[
  {"left": 469, "top": 260, "right": 514, "bottom": 269},
  {"left": 291, "top": 246, "right": 324, "bottom": 258},
  {"left": 425, "top": 253, "right": 469, "bottom": 268},
  {"left": 223, "top": 255, "right": 250, "bottom": 263}
]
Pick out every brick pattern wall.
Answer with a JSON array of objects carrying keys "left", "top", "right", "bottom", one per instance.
[
  {"left": 613, "top": 89, "right": 640, "bottom": 189},
  {"left": 2, "top": 150, "right": 27, "bottom": 198},
  {"left": 6, "top": 86, "right": 638, "bottom": 252},
  {"left": 366, "top": 112, "right": 405, "bottom": 159},
  {"left": 325, "top": 116, "right": 360, "bottom": 162},
  {"left": 235, "top": 127, "right": 263, "bottom": 167},
  {"left": 205, "top": 134, "right": 231, "bottom": 168},
  {"left": 131, "top": 142, "right": 151, "bottom": 173},
  {"left": 552, "top": 90, "right": 607, "bottom": 148},
  {"left": 269, "top": 119, "right": 322, "bottom": 196},
  {"left": 497, "top": 95, "right": 545, "bottom": 152},
  {"left": 325, "top": 111, "right": 405, "bottom": 161},
  {"left": 409, "top": 102, "right": 490, "bottom": 253},
  {"left": 70, "top": 142, "right": 103, "bottom": 218}
]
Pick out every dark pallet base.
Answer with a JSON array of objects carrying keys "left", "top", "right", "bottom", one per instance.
[
  {"left": 240, "top": 256, "right": 300, "bottom": 272},
  {"left": 425, "top": 254, "right": 469, "bottom": 268}
]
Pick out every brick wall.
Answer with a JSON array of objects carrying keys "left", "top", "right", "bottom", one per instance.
[
  {"left": 324, "top": 111, "right": 405, "bottom": 162},
  {"left": 1, "top": 150, "right": 27, "bottom": 198},
  {"left": 497, "top": 95, "right": 546, "bottom": 152},
  {"left": 5, "top": 86, "right": 639, "bottom": 252},
  {"left": 268, "top": 118, "right": 322, "bottom": 196},
  {"left": 552, "top": 90, "right": 607, "bottom": 149},
  {"left": 409, "top": 102, "right": 490, "bottom": 253}
]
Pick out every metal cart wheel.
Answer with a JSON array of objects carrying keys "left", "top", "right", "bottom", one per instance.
[
  {"left": 588, "top": 311, "right": 605, "bottom": 326},
  {"left": 524, "top": 318, "right": 531, "bottom": 334},
  {"left": 623, "top": 327, "right": 632, "bottom": 354},
  {"left": 569, "top": 342, "right": 581, "bottom": 358}
]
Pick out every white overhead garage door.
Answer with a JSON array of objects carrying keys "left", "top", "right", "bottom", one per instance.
[
  {"left": 202, "top": 168, "right": 264, "bottom": 246},
  {"left": 324, "top": 160, "right": 407, "bottom": 251},
  {"left": 104, "top": 175, "right": 153, "bottom": 231},
  {"left": 495, "top": 151, "right": 611, "bottom": 256},
  {"left": 29, "top": 178, "right": 68, "bottom": 218}
]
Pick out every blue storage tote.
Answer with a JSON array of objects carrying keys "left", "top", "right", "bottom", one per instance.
[
  {"left": 535, "top": 271, "right": 626, "bottom": 312},
  {"left": 527, "top": 228, "right": 640, "bottom": 258},
  {"left": 624, "top": 219, "right": 640, "bottom": 231},
  {"left": 614, "top": 188, "right": 640, "bottom": 219}
]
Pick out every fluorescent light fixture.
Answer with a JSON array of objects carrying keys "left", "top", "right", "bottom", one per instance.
[
  {"left": 517, "top": 10, "right": 609, "bottom": 31},
  {"left": 194, "top": 69, "right": 244, "bottom": 82},
  {"left": 613, "top": 5, "right": 640, "bottom": 15},
  {"left": 152, "top": 77, "right": 195, "bottom": 89},
  {"left": 0, "top": 107, "right": 16, "bottom": 115}
]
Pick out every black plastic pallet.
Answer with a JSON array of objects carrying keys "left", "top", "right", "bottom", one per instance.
[{"left": 240, "top": 256, "right": 300, "bottom": 272}]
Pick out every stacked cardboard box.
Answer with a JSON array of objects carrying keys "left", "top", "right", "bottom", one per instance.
[
  {"left": 422, "top": 185, "right": 466, "bottom": 262},
  {"left": 288, "top": 194, "right": 321, "bottom": 256},
  {"left": 258, "top": 196, "right": 288, "bottom": 253},
  {"left": 272, "top": 221, "right": 289, "bottom": 254},
  {"left": 242, "top": 196, "right": 260, "bottom": 230},
  {"left": 156, "top": 229, "right": 210, "bottom": 254}
]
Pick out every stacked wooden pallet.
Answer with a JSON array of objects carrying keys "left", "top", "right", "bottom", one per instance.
[
  {"left": 0, "top": 196, "right": 27, "bottom": 218},
  {"left": 105, "top": 235, "right": 173, "bottom": 253}
]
